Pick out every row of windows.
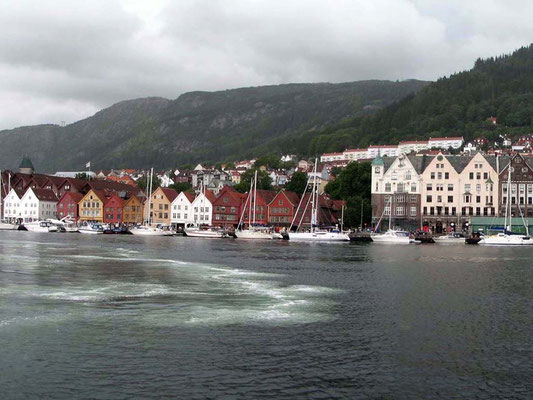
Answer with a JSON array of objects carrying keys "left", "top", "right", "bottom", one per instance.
[
  {"left": 82, "top": 201, "right": 100, "bottom": 208},
  {"left": 426, "top": 195, "right": 494, "bottom": 204},
  {"left": 214, "top": 206, "right": 237, "bottom": 212},
  {"left": 502, "top": 197, "right": 533, "bottom": 205},
  {"left": 422, "top": 206, "right": 496, "bottom": 217},
  {"left": 383, "top": 206, "right": 417, "bottom": 217},
  {"left": 385, "top": 182, "right": 417, "bottom": 193},
  {"left": 269, "top": 216, "right": 292, "bottom": 223},
  {"left": 270, "top": 207, "right": 292, "bottom": 214},
  {"left": 502, "top": 184, "right": 533, "bottom": 194},
  {"left": 82, "top": 210, "right": 101, "bottom": 216},
  {"left": 214, "top": 214, "right": 237, "bottom": 221}
]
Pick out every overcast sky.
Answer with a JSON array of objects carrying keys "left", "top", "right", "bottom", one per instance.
[{"left": 1, "top": 0, "right": 532, "bottom": 130}]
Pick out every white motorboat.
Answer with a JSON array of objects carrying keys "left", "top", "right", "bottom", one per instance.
[
  {"left": 23, "top": 220, "right": 58, "bottom": 233},
  {"left": 184, "top": 224, "right": 224, "bottom": 238},
  {"left": 235, "top": 228, "right": 275, "bottom": 240},
  {"left": 433, "top": 232, "right": 466, "bottom": 244},
  {"left": 479, "top": 232, "right": 533, "bottom": 246},
  {"left": 78, "top": 223, "right": 104, "bottom": 234},
  {"left": 371, "top": 230, "right": 413, "bottom": 244},
  {"left": 129, "top": 225, "right": 169, "bottom": 236}
]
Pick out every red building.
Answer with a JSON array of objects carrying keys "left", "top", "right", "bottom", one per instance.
[
  {"left": 57, "top": 192, "right": 84, "bottom": 221},
  {"left": 103, "top": 193, "right": 125, "bottom": 224},
  {"left": 267, "top": 190, "right": 301, "bottom": 227},
  {"left": 212, "top": 186, "right": 245, "bottom": 227},
  {"left": 241, "top": 190, "right": 277, "bottom": 226}
]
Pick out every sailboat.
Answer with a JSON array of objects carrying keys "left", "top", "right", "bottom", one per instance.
[
  {"left": 235, "top": 170, "right": 276, "bottom": 240},
  {"left": 371, "top": 197, "right": 414, "bottom": 244},
  {"left": 130, "top": 168, "right": 170, "bottom": 236},
  {"left": 287, "top": 159, "right": 349, "bottom": 242},
  {"left": 480, "top": 165, "right": 533, "bottom": 246}
]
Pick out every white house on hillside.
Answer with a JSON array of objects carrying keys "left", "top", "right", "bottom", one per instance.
[{"left": 191, "top": 190, "right": 216, "bottom": 225}]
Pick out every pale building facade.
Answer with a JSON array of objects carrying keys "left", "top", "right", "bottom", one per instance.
[
  {"left": 191, "top": 192, "right": 214, "bottom": 225},
  {"left": 3, "top": 189, "right": 22, "bottom": 222},
  {"left": 170, "top": 192, "right": 195, "bottom": 227},
  {"left": 19, "top": 188, "right": 58, "bottom": 222}
]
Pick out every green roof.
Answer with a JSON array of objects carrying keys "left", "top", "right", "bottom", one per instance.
[
  {"left": 372, "top": 155, "right": 384, "bottom": 166},
  {"left": 19, "top": 156, "right": 34, "bottom": 170}
]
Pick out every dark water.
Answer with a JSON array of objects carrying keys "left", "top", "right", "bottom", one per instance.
[{"left": 1, "top": 232, "right": 532, "bottom": 399}]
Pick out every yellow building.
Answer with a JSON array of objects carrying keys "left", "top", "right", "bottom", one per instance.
[
  {"left": 123, "top": 195, "right": 144, "bottom": 224},
  {"left": 78, "top": 189, "right": 106, "bottom": 222},
  {"left": 144, "top": 187, "right": 178, "bottom": 225}
]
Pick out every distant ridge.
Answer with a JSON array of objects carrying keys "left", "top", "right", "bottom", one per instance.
[{"left": 0, "top": 80, "right": 428, "bottom": 171}]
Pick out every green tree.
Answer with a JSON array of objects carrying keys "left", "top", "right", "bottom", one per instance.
[
  {"left": 234, "top": 168, "right": 272, "bottom": 193},
  {"left": 284, "top": 171, "right": 308, "bottom": 194},
  {"left": 254, "top": 154, "right": 281, "bottom": 169},
  {"left": 224, "top": 161, "right": 236, "bottom": 170},
  {"left": 168, "top": 182, "right": 193, "bottom": 193},
  {"left": 137, "top": 174, "right": 162, "bottom": 192},
  {"left": 75, "top": 172, "right": 92, "bottom": 180}
]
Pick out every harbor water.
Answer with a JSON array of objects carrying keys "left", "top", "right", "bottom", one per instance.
[{"left": 1, "top": 232, "right": 532, "bottom": 399}]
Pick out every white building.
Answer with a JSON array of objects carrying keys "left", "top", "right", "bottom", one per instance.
[
  {"left": 170, "top": 191, "right": 195, "bottom": 226},
  {"left": 19, "top": 188, "right": 58, "bottom": 222},
  {"left": 320, "top": 152, "right": 345, "bottom": 162},
  {"left": 428, "top": 137, "right": 464, "bottom": 150},
  {"left": 367, "top": 145, "right": 399, "bottom": 159},
  {"left": 158, "top": 172, "right": 174, "bottom": 188},
  {"left": 398, "top": 141, "right": 429, "bottom": 154},
  {"left": 343, "top": 148, "right": 368, "bottom": 161},
  {"left": 191, "top": 190, "right": 216, "bottom": 225},
  {"left": 3, "top": 189, "right": 22, "bottom": 222}
]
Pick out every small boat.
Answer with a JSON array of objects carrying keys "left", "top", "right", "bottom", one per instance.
[
  {"left": 184, "top": 223, "right": 224, "bottom": 238},
  {"left": 129, "top": 225, "right": 170, "bottom": 236},
  {"left": 433, "top": 232, "right": 465, "bottom": 244},
  {"left": 0, "top": 220, "right": 18, "bottom": 231},
  {"left": 371, "top": 230, "right": 414, "bottom": 244},
  {"left": 78, "top": 223, "right": 104, "bottom": 234},
  {"left": 465, "top": 232, "right": 483, "bottom": 245},
  {"left": 23, "top": 220, "right": 58, "bottom": 233},
  {"left": 414, "top": 231, "right": 435, "bottom": 243},
  {"left": 348, "top": 231, "right": 373, "bottom": 242}
]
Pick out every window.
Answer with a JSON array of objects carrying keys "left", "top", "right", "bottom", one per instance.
[
  {"left": 410, "top": 195, "right": 417, "bottom": 203},
  {"left": 448, "top": 184, "right": 454, "bottom": 191},
  {"left": 395, "top": 206, "right": 405, "bottom": 216},
  {"left": 436, "top": 184, "right": 443, "bottom": 191},
  {"left": 484, "top": 172, "right": 488, "bottom": 179},
  {"left": 405, "top": 171, "right": 411, "bottom": 180},
  {"left": 437, "top": 195, "right": 442, "bottom": 203},
  {"left": 437, "top": 172, "right": 442, "bottom": 179},
  {"left": 426, "top": 195, "right": 432, "bottom": 203},
  {"left": 448, "top": 196, "right": 453, "bottom": 203},
  {"left": 410, "top": 206, "right": 417, "bottom": 216},
  {"left": 464, "top": 184, "right": 471, "bottom": 193},
  {"left": 476, "top": 184, "right": 481, "bottom": 192},
  {"left": 384, "top": 206, "right": 390, "bottom": 215},
  {"left": 430, "top": 172, "right": 435, "bottom": 179},
  {"left": 397, "top": 183, "right": 405, "bottom": 193},
  {"left": 476, "top": 196, "right": 481, "bottom": 203},
  {"left": 411, "top": 182, "right": 417, "bottom": 192},
  {"left": 469, "top": 172, "right": 474, "bottom": 179},
  {"left": 426, "top": 183, "right": 432, "bottom": 191},
  {"left": 444, "top": 172, "right": 449, "bottom": 179}
]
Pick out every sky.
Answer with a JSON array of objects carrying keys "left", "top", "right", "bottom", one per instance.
[{"left": 1, "top": 0, "right": 532, "bottom": 130}]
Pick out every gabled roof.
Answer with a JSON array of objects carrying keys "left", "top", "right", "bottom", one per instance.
[
  {"left": 205, "top": 189, "right": 217, "bottom": 203},
  {"left": 19, "top": 156, "right": 34, "bottom": 170},
  {"left": 407, "top": 154, "right": 430, "bottom": 174},
  {"left": 183, "top": 192, "right": 196, "bottom": 202},
  {"left": 31, "top": 188, "right": 59, "bottom": 202},
  {"left": 255, "top": 189, "right": 277, "bottom": 205},
  {"left": 59, "top": 191, "right": 84, "bottom": 203},
  {"left": 104, "top": 193, "right": 125, "bottom": 206},
  {"left": 445, "top": 155, "right": 473, "bottom": 174},
  {"left": 268, "top": 190, "right": 300, "bottom": 207},
  {"left": 86, "top": 179, "right": 140, "bottom": 195},
  {"left": 159, "top": 187, "right": 179, "bottom": 202}
]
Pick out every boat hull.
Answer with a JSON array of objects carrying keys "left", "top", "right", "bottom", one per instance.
[
  {"left": 479, "top": 235, "right": 533, "bottom": 245},
  {"left": 288, "top": 231, "right": 349, "bottom": 241},
  {"left": 0, "top": 223, "right": 18, "bottom": 231},
  {"left": 184, "top": 229, "right": 224, "bottom": 238},
  {"left": 235, "top": 230, "right": 274, "bottom": 240}
]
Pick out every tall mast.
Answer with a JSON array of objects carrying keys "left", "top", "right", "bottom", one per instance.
[
  {"left": 147, "top": 168, "right": 153, "bottom": 226},
  {"left": 506, "top": 164, "right": 511, "bottom": 232},
  {"left": 341, "top": 204, "right": 344, "bottom": 232},
  {"left": 310, "top": 158, "right": 318, "bottom": 230},
  {"left": 252, "top": 169, "right": 257, "bottom": 226},
  {"left": 388, "top": 195, "right": 393, "bottom": 231},
  {"left": 360, "top": 199, "right": 363, "bottom": 230}
]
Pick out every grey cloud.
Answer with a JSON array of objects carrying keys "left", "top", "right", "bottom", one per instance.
[{"left": 0, "top": 0, "right": 532, "bottom": 130}]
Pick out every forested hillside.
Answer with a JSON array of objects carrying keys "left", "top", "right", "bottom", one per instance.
[
  {"left": 0, "top": 80, "right": 427, "bottom": 172},
  {"left": 309, "top": 44, "right": 533, "bottom": 153}
]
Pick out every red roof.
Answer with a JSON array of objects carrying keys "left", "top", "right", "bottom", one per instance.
[
  {"left": 399, "top": 140, "right": 428, "bottom": 145},
  {"left": 428, "top": 136, "right": 464, "bottom": 141},
  {"left": 58, "top": 191, "right": 84, "bottom": 203},
  {"left": 104, "top": 193, "right": 125, "bottom": 207},
  {"left": 368, "top": 145, "right": 398, "bottom": 148},
  {"left": 183, "top": 192, "right": 196, "bottom": 202},
  {"left": 160, "top": 187, "right": 178, "bottom": 202},
  {"left": 31, "top": 188, "right": 59, "bottom": 202},
  {"left": 343, "top": 148, "right": 367, "bottom": 152},
  {"left": 205, "top": 189, "right": 217, "bottom": 203}
]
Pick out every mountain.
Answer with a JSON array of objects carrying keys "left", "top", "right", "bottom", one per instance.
[
  {"left": 0, "top": 80, "right": 428, "bottom": 172},
  {"left": 310, "top": 44, "right": 533, "bottom": 153}
]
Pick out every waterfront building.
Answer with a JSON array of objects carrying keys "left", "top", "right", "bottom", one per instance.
[
  {"left": 3, "top": 188, "right": 23, "bottom": 222},
  {"left": 241, "top": 190, "right": 277, "bottom": 227},
  {"left": 18, "top": 188, "right": 58, "bottom": 222},
  {"left": 212, "top": 186, "right": 245, "bottom": 227},
  {"left": 122, "top": 195, "right": 144, "bottom": 224},
  {"left": 103, "top": 193, "right": 125, "bottom": 224},
  {"left": 498, "top": 153, "right": 533, "bottom": 218},
  {"left": 147, "top": 187, "right": 178, "bottom": 226},
  {"left": 57, "top": 192, "right": 83, "bottom": 221},
  {"left": 78, "top": 189, "right": 106, "bottom": 222},
  {"left": 267, "top": 190, "right": 300, "bottom": 228},
  {"left": 191, "top": 190, "right": 216, "bottom": 226},
  {"left": 170, "top": 191, "right": 195, "bottom": 227},
  {"left": 371, "top": 153, "right": 426, "bottom": 231}
]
